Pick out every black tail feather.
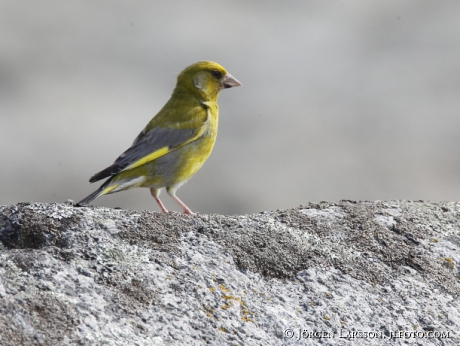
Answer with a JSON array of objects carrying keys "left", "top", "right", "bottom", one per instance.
[{"left": 77, "top": 187, "right": 104, "bottom": 206}]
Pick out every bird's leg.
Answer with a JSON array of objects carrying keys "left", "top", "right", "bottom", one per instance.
[
  {"left": 166, "top": 187, "right": 194, "bottom": 215},
  {"left": 150, "top": 188, "right": 168, "bottom": 213}
]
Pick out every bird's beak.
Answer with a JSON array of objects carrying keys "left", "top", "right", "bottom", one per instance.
[{"left": 222, "top": 73, "right": 242, "bottom": 89}]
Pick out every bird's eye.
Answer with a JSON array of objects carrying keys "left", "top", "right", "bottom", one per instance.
[{"left": 211, "top": 70, "right": 222, "bottom": 79}]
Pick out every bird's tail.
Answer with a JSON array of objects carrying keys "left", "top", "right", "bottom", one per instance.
[
  {"left": 77, "top": 178, "right": 114, "bottom": 206},
  {"left": 77, "top": 188, "right": 104, "bottom": 206}
]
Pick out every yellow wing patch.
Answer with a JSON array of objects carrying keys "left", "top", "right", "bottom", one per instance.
[
  {"left": 101, "top": 184, "right": 119, "bottom": 196},
  {"left": 126, "top": 146, "right": 170, "bottom": 170}
]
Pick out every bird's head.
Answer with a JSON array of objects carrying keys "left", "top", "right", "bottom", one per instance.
[{"left": 176, "top": 61, "right": 241, "bottom": 101}]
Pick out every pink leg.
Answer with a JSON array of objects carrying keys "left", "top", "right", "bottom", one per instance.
[
  {"left": 166, "top": 187, "right": 194, "bottom": 215},
  {"left": 150, "top": 188, "right": 168, "bottom": 213}
]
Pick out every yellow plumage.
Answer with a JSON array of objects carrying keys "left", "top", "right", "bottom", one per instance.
[{"left": 78, "top": 61, "right": 241, "bottom": 214}]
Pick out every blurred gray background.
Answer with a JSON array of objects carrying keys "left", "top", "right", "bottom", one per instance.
[{"left": 1, "top": 0, "right": 460, "bottom": 215}]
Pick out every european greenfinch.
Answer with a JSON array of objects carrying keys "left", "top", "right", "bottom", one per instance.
[{"left": 78, "top": 61, "right": 241, "bottom": 214}]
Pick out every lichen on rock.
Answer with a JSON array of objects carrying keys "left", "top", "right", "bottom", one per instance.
[{"left": 0, "top": 201, "right": 459, "bottom": 345}]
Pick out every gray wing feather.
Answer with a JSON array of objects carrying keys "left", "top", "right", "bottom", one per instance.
[{"left": 89, "top": 127, "right": 196, "bottom": 183}]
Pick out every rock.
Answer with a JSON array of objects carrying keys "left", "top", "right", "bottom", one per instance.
[{"left": 0, "top": 201, "right": 459, "bottom": 345}]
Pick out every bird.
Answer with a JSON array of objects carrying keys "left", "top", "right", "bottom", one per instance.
[{"left": 77, "top": 61, "right": 241, "bottom": 214}]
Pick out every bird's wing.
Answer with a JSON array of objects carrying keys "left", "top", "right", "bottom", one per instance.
[{"left": 89, "top": 106, "right": 208, "bottom": 183}]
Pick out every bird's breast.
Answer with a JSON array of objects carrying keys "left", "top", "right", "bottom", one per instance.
[
  {"left": 177, "top": 106, "right": 218, "bottom": 176},
  {"left": 202, "top": 104, "right": 218, "bottom": 138}
]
